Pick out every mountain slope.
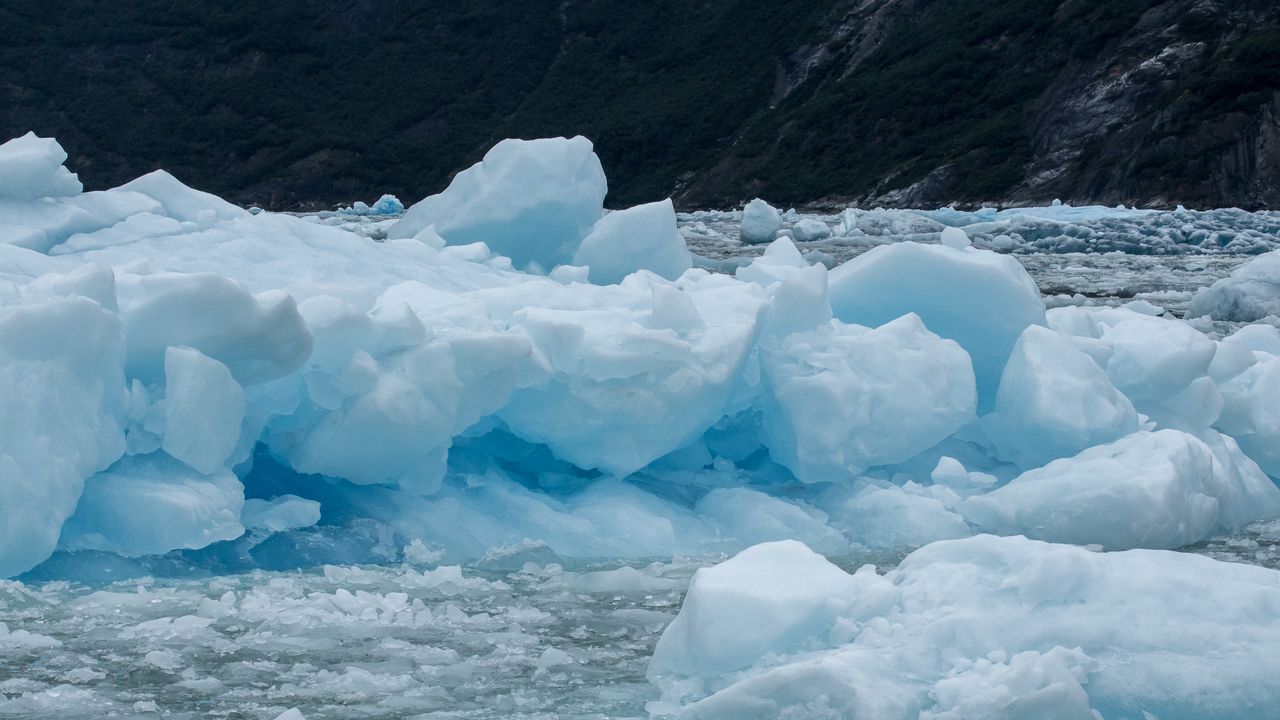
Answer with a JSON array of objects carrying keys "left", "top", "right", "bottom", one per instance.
[{"left": 2, "top": 0, "right": 1276, "bottom": 209}]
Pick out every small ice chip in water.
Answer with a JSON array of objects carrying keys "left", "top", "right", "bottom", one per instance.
[{"left": 144, "top": 649, "right": 182, "bottom": 671}]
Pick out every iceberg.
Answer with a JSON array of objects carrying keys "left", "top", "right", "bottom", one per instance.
[
  {"left": 649, "top": 540, "right": 857, "bottom": 678},
  {"left": 0, "top": 132, "right": 82, "bottom": 200},
  {"left": 758, "top": 312, "right": 977, "bottom": 483},
  {"left": 571, "top": 198, "right": 692, "bottom": 284},
  {"left": 386, "top": 136, "right": 607, "bottom": 269},
  {"left": 1189, "top": 249, "right": 1280, "bottom": 321},
  {"left": 2, "top": 131, "right": 1280, "bottom": 584},
  {"left": 337, "top": 194, "right": 403, "bottom": 216},
  {"left": 789, "top": 217, "right": 832, "bottom": 242},
  {"left": 828, "top": 240, "right": 1047, "bottom": 410},
  {"left": 649, "top": 536, "right": 1280, "bottom": 719},
  {"left": 983, "top": 324, "right": 1139, "bottom": 468},
  {"left": 738, "top": 198, "right": 781, "bottom": 244},
  {"left": 241, "top": 494, "right": 322, "bottom": 532},
  {"left": 959, "top": 429, "right": 1280, "bottom": 549},
  {"left": 0, "top": 295, "right": 127, "bottom": 578},
  {"left": 160, "top": 346, "right": 246, "bottom": 474}
]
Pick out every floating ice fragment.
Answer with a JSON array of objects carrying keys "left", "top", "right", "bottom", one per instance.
[
  {"left": 739, "top": 198, "right": 781, "bottom": 244},
  {"left": 984, "top": 325, "right": 1139, "bottom": 468},
  {"left": 572, "top": 198, "right": 691, "bottom": 284},
  {"left": 387, "top": 136, "right": 607, "bottom": 269},
  {"left": 828, "top": 240, "right": 1046, "bottom": 411},
  {"left": 959, "top": 429, "right": 1280, "bottom": 549},
  {"left": 790, "top": 218, "right": 832, "bottom": 242},
  {"left": 1190, "top": 251, "right": 1280, "bottom": 321},
  {"left": 649, "top": 536, "right": 1280, "bottom": 718},
  {"left": 939, "top": 225, "right": 971, "bottom": 249}
]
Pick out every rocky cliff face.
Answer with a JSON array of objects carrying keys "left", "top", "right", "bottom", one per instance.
[
  {"left": 2, "top": 0, "right": 1276, "bottom": 210},
  {"left": 681, "top": 0, "right": 1280, "bottom": 210},
  {"left": 1011, "top": 0, "right": 1280, "bottom": 210}
]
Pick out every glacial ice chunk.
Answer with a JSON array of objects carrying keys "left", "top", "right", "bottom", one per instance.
[
  {"left": 647, "top": 540, "right": 856, "bottom": 679},
  {"left": 695, "top": 488, "right": 851, "bottom": 556},
  {"left": 734, "top": 237, "right": 809, "bottom": 287},
  {"left": 959, "top": 429, "right": 1280, "bottom": 549},
  {"left": 939, "top": 226, "right": 971, "bottom": 249},
  {"left": 162, "top": 346, "right": 246, "bottom": 474},
  {"left": 0, "top": 297, "right": 126, "bottom": 578},
  {"left": 828, "top": 241, "right": 1046, "bottom": 410},
  {"left": 790, "top": 218, "right": 832, "bottom": 242},
  {"left": 819, "top": 481, "right": 973, "bottom": 549},
  {"left": 739, "top": 198, "right": 781, "bottom": 244},
  {"left": 0, "top": 132, "right": 82, "bottom": 200},
  {"left": 1216, "top": 356, "right": 1280, "bottom": 477},
  {"left": 117, "top": 170, "right": 248, "bottom": 224},
  {"left": 1100, "top": 314, "right": 1216, "bottom": 406},
  {"left": 59, "top": 453, "right": 244, "bottom": 557},
  {"left": 339, "top": 194, "right": 403, "bottom": 216},
  {"left": 387, "top": 137, "right": 607, "bottom": 269},
  {"left": 571, "top": 199, "right": 691, "bottom": 284},
  {"left": 983, "top": 325, "right": 1139, "bottom": 468},
  {"left": 119, "top": 272, "right": 313, "bottom": 386},
  {"left": 498, "top": 275, "right": 766, "bottom": 477},
  {"left": 1223, "top": 322, "right": 1280, "bottom": 356},
  {"left": 759, "top": 313, "right": 977, "bottom": 482},
  {"left": 761, "top": 262, "right": 831, "bottom": 337},
  {"left": 242, "top": 495, "right": 322, "bottom": 532},
  {"left": 649, "top": 535, "right": 1280, "bottom": 719},
  {"left": 1189, "top": 250, "right": 1280, "bottom": 321}
]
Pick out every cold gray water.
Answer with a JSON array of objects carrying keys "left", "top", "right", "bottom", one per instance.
[{"left": 3, "top": 526, "right": 1276, "bottom": 720}]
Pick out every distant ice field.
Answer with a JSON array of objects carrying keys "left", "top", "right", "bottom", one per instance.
[
  {"left": 330, "top": 205, "right": 1264, "bottom": 330},
  {"left": 675, "top": 208, "right": 1269, "bottom": 331}
]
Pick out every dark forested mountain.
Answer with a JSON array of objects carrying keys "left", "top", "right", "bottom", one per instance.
[{"left": 3, "top": 0, "right": 1277, "bottom": 210}]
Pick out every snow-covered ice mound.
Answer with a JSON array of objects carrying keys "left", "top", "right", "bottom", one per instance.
[
  {"left": 648, "top": 537, "right": 1280, "bottom": 719},
  {"left": 1, "top": 131, "right": 1280, "bottom": 588}
]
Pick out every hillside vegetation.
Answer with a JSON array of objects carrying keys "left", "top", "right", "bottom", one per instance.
[{"left": 2, "top": 0, "right": 1277, "bottom": 209}]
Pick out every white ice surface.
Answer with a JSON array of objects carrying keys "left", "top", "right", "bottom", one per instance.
[
  {"left": 572, "top": 199, "right": 691, "bottom": 284},
  {"left": 1190, "top": 250, "right": 1280, "bottom": 321},
  {"left": 387, "top": 136, "right": 607, "bottom": 270},
  {"left": 59, "top": 453, "right": 244, "bottom": 557},
  {"left": 738, "top": 199, "right": 781, "bottom": 244},
  {"left": 1, "top": 133, "right": 1279, "bottom": 585},
  {"left": 828, "top": 241, "right": 1046, "bottom": 410},
  {"left": 0, "top": 132, "right": 82, "bottom": 200},
  {"left": 959, "top": 428, "right": 1280, "bottom": 549},
  {"left": 648, "top": 536, "right": 1280, "bottom": 720}
]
